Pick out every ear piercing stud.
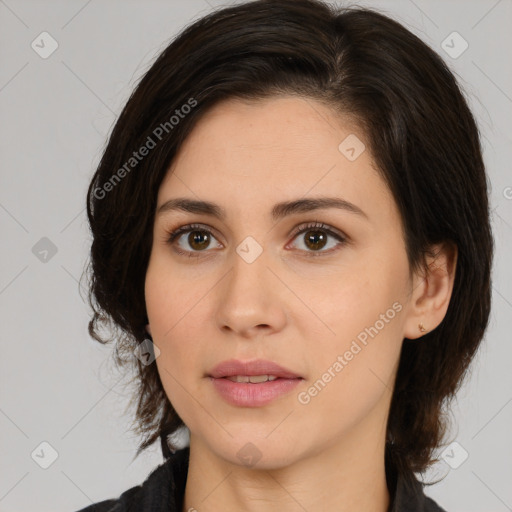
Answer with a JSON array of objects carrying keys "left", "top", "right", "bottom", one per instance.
[{"left": 418, "top": 322, "right": 427, "bottom": 333}]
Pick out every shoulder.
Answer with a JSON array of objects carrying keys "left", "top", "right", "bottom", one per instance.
[
  {"left": 424, "top": 494, "right": 448, "bottom": 512},
  {"left": 72, "top": 449, "right": 188, "bottom": 512},
  {"left": 393, "top": 471, "right": 449, "bottom": 512},
  {"left": 73, "top": 482, "right": 143, "bottom": 512},
  {"left": 74, "top": 498, "right": 122, "bottom": 512}
]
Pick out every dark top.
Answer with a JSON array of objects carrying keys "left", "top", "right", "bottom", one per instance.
[{"left": 75, "top": 446, "right": 447, "bottom": 512}]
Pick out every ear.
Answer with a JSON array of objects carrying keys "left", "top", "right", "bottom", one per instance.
[{"left": 403, "top": 242, "right": 458, "bottom": 339}]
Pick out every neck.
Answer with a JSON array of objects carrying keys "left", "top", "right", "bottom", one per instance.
[{"left": 182, "top": 418, "right": 391, "bottom": 512}]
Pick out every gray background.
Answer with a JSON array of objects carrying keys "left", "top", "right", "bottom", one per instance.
[{"left": 0, "top": 0, "right": 511, "bottom": 511}]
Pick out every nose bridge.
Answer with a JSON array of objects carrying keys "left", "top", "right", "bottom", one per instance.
[
  {"left": 227, "top": 236, "right": 270, "bottom": 301},
  {"left": 215, "top": 237, "right": 286, "bottom": 335}
]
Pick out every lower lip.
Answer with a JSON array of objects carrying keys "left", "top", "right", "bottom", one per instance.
[{"left": 210, "top": 376, "right": 302, "bottom": 407}]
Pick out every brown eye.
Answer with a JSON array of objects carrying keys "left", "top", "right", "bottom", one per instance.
[
  {"left": 186, "top": 230, "right": 211, "bottom": 251},
  {"left": 166, "top": 223, "right": 222, "bottom": 257},
  {"left": 165, "top": 221, "right": 346, "bottom": 259},
  {"left": 288, "top": 222, "right": 347, "bottom": 257},
  {"left": 302, "top": 229, "right": 328, "bottom": 251}
]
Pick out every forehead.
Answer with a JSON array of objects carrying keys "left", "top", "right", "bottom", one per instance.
[
  {"left": 158, "top": 95, "right": 395, "bottom": 227},
  {"left": 175, "top": 95, "right": 351, "bottom": 165}
]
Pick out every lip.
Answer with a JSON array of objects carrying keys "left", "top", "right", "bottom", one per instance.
[
  {"left": 208, "top": 359, "right": 302, "bottom": 379},
  {"left": 208, "top": 359, "right": 303, "bottom": 407},
  {"left": 210, "top": 377, "right": 302, "bottom": 407}
]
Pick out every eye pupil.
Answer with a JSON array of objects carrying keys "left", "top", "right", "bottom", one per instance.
[
  {"left": 304, "top": 230, "right": 327, "bottom": 251},
  {"left": 189, "top": 231, "right": 210, "bottom": 250}
]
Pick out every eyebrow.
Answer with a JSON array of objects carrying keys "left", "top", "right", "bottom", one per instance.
[{"left": 157, "top": 196, "right": 368, "bottom": 221}]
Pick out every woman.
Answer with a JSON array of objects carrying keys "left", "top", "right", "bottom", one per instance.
[{"left": 77, "top": 0, "right": 493, "bottom": 511}]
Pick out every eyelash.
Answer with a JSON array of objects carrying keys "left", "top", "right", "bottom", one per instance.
[{"left": 165, "top": 221, "right": 347, "bottom": 259}]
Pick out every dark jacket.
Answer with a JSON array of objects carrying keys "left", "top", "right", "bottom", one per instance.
[{"left": 75, "top": 446, "right": 447, "bottom": 512}]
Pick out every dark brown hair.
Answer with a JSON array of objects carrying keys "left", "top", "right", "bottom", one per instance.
[{"left": 85, "top": 0, "right": 493, "bottom": 486}]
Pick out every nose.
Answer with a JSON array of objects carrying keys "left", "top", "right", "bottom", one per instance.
[{"left": 215, "top": 247, "right": 287, "bottom": 339}]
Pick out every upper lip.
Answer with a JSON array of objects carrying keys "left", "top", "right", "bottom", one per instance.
[{"left": 209, "top": 359, "right": 302, "bottom": 379}]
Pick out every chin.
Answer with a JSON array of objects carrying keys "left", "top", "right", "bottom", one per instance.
[{"left": 214, "top": 438, "right": 302, "bottom": 471}]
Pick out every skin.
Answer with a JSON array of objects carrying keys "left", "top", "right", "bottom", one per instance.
[{"left": 144, "top": 95, "right": 457, "bottom": 512}]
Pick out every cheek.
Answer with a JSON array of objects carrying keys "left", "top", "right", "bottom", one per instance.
[
  {"left": 150, "top": 307, "right": 206, "bottom": 427},
  {"left": 145, "top": 264, "right": 200, "bottom": 406},
  {"left": 145, "top": 256, "right": 208, "bottom": 371},
  {"left": 297, "top": 290, "right": 403, "bottom": 434},
  {"left": 297, "top": 254, "right": 400, "bottom": 334},
  {"left": 299, "top": 253, "right": 406, "bottom": 387},
  {"left": 145, "top": 253, "right": 205, "bottom": 337}
]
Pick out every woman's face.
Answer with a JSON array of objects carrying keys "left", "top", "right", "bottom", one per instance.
[{"left": 145, "top": 96, "right": 414, "bottom": 467}]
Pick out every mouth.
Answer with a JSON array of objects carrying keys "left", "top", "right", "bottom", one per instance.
[{"left": 207, "top": 359, "right": 304, "bottom": 407}]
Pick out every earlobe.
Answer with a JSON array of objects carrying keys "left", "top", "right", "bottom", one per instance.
[{"left": 403, "top": 242, "right": 458, "bottom": 340}]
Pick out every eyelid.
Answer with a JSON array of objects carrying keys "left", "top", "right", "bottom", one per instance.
[
  {"left": 165, "top": 222, "right": 222, "bottom": 244},
  {"left": 288, "top": 221, "right": 346, "bottom": 242}
]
